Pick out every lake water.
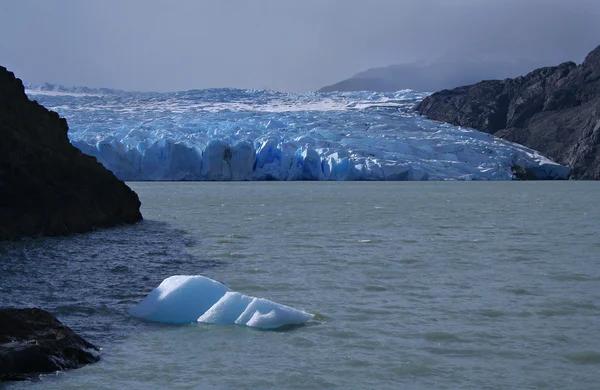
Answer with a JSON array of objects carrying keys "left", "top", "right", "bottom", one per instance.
[{"left": 2, "top": 182, "right": 600, "bottom": 389}]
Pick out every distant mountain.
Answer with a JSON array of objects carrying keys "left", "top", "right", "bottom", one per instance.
[
  {"left": 417, "top": 45, "right": 600, "bottom": 179},
  {"left": 318, "top": 60, "right": 546, "bottom": 93}
]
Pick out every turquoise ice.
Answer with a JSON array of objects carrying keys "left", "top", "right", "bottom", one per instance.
[
  {"left": 130, "top": 275, "right": 313, "bottom": 329},
  {"left": 27, "top": 85, "right": 571, "bottom": 181}
]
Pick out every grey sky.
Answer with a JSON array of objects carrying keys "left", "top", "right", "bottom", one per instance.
[{"left": 1, "top": 0, "right": 599, "bottom": 92}]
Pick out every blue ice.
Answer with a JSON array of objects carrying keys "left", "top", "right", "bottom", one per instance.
[
  {"left": 130, "top": 276, "right": 313, "bottom": 329},
  {"left": 26, "top": 86, "right": 571, "bottom": 181}
]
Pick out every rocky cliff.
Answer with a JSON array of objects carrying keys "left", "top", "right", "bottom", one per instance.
[
  {"left": 417, "top": 46, "right": 600, "bottom": 179},
  {"left": 0, "top": 66, "right": 142, "bottom": 239}
]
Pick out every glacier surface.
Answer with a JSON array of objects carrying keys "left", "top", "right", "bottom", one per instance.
[
  {"left": 130, "top": 275, "right": 313, "bottom": 329},
  {"left": 26, "top": 84, "right": 571, "bottom": 181}
]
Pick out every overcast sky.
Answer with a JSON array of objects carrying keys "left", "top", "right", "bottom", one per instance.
[{"left": 1, "top": 0, "right": 599, "bottom": 92}]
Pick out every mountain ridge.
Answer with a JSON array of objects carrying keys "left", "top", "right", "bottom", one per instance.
[
  {"left": 318, "top": 60, "right": 546, "bottom": 93},
  {"left": 416, "top": 45, "right": 600, "bottom": 179}
]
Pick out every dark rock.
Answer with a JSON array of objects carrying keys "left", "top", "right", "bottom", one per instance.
[
  {"left": 511, "top": 164, "right": 541, "bottom": 181},
  {"left": 417, "top": 45, "right": 600, "bottom": 179},
  {"left": 0, "top": 308, "right": 100, "bottom": 381},
  {"left": 0, "top": 66, "right": 143, "bottom": 240}
]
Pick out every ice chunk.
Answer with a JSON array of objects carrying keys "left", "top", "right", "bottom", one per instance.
[
  {"left": 234, "top": 297, "right": 314, "bottom": 329},
  {"left": 287, "top": 146, "right": 324, "bottom": 180},
  {"left": 230, "top": 141, "right": 256, "bottom": 180},
  {"left": 201, "top": 140, "right": 234, "bottom": 180},
  {"left": 197, "top": 291, "right": 253, "bottom": 325},
  {"left": 129, "top": 275, "right": 230, "bottom": 324},
  {"left": 254, "top": 138, "right": 284, "bottom": 180},
  {"left": 131, "top": 276, "right": 313, "bottom": 329}
]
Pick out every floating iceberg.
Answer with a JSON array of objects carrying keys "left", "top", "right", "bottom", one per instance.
[
  {"left": 26, "top": 86, "right": 571, "bottom": 180},
  {"left": 130, "top": 275, "right": 313, "bottom": 329}
]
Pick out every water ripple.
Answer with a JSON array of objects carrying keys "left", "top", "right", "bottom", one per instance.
[{"left": 3, "top": 181, "right": 600, "bottom": 390}]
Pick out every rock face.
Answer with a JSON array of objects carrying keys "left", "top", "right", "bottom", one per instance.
[
  {"left": 417, "top": 45, "right": 600, "bottom": 179},
  {"left": 0, "top": 66, "right": 142, "bottom": 239},
  {"left": 0, "top": 308, "right": 100, "bottom": 381}
]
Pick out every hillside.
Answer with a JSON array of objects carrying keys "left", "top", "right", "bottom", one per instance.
[
  {"left": 318, "top": 60, "right": 544, "bottom": 93},
  {"left": 0, "top": 66, "right": 142, "bottom": 239},
  {"left": 417, "top": 45, "right": 600, "bottom": 179}
]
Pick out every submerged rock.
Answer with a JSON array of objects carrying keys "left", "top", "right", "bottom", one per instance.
[
  {"left": 417, "top": 44, "right": 600, "bottom": 179},
  {"left": 0, "top": 66, "right": 142, "bottom": 240},
  {"left": 0, "top": 308, "right": 100, "bottom": 381}
]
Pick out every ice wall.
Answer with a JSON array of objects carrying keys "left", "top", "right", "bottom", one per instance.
[{"left": 26, "top": 86, "right": 571, "bottom": 181}]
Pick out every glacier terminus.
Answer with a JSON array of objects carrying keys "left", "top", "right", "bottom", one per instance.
[{"left": 26, "top": 85, "right": 571, "bottom": 181}]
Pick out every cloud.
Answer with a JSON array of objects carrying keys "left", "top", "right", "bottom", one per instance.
[{"left": 1, "top": 0, "right": 599, "bottom": 92}]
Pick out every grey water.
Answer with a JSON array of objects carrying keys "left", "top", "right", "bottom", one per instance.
[{"left": 1, "top": 182, "right": 600, "bottom": 389}]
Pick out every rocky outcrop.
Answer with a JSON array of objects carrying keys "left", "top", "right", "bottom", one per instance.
[
  {"left": 0, "top": 66, "right": 142, "bottom": 240},
  {"left": 0, "top": 308, "right": 100, "bottom": 381},
  {"left": 417, "top": 45, "right": 600, "bottom": 179}
]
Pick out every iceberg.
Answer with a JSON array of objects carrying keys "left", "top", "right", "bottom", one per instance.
[
  {"left": 26, "top": 86, "right": 571, "bottom": 181},
  {"left": 129, "top": 275, "right": 230, "bottom": 324},
  {"left": 130, "top": 275, "right": 313, "bottom": 329}
]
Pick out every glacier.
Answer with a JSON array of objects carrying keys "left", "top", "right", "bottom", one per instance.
[
  {"left": 129, "top": 275, "right": 313, "bottom": 329},
  {"left": 26, "top": 84, "right": 571, "bottom": 181}
]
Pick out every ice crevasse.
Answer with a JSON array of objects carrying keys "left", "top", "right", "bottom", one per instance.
[
  {"left": 25, "top": 86, "right": 572, "bottom": 181},
  {"left": 129, "top": 275, "right": 313, "bottom": 329}
]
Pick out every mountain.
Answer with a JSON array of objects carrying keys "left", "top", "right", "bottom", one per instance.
[
  {"left": 318, "top": 60, "right": 545, "bottom": 93},
  {"left": 416, "top": 45, "right": 600, "bottom": 179},
  {"left": 0, "top": 66, "right": 143, "bottom": 240}
]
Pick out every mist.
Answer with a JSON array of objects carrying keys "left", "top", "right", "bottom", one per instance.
[{"left": 1, "top": 0, "right": 599, "bottom": 92}]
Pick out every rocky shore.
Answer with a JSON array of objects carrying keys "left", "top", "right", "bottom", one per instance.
[
  {"left": 0, "top": 66, "right": 142, "bottom": 239},
  {"left": 0, "top": 308, "right": 100, "bottom": 381},
  {"left": 417, "top": 45, "right": 600, "bottom": 179}
]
